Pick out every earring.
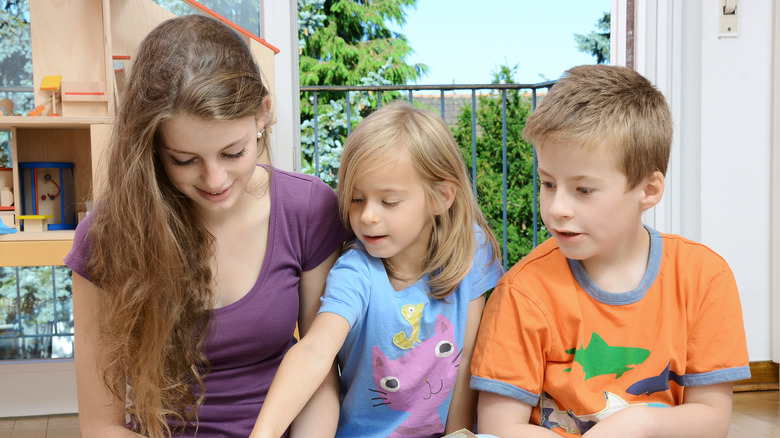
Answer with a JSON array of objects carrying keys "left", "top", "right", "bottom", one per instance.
[{"left": 257, "top": 128, "right": 265, "bottom": 139}]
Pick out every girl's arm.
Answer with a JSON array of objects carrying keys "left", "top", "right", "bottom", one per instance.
[
  {"left": 289, "top": 250, "right": 341, "bottom": 438},
  {"left": 250, "top": 311, "right": 351, "bottom": 438},
  {"left": 72, "top": 273, "right": 144, "bottom": 438},
  {"left": 444, "top": 295, "right": 485, "bottom": 433}
]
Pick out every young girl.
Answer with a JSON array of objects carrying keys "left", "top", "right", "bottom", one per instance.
[
  {"left": 65, "top": 15, "right": 351, "bottom": 438},
  {"left": 251, "top": 102, "right": 504, "bottom": 438}
]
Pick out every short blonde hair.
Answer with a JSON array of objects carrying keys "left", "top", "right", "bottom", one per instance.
[
  {"left": 337, "top": 102, "right": 499, "bottom": 299},
  {"left": 524, "top": 64, "right": 672, "bottom": 189}
]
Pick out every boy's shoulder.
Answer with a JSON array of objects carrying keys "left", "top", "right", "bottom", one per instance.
[
  {"left": 499, "top": 230, "right": 733, "bottom": 293},
  {"left": 500, "top": 237, "right": 570, "bottom": 289},
  {"left": 657, "top": 232, "right": 733, "bottom": 274}
]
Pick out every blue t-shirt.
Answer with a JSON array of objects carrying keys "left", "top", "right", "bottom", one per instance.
[{"left": 318, "top": 225, "right": 504, "bottom": 438}]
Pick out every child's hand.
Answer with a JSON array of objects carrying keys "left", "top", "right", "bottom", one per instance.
[{"left": 581, "top": 406, "right": 654, "bottom": 438}]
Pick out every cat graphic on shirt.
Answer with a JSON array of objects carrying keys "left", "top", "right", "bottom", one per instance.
[{"left": 370, "top": 314, "right": 460, "bottom": 438}]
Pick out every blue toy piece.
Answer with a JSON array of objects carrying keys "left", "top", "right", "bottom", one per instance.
[{"left": 0, "top": 221, "right": 16, "bottom": 234}]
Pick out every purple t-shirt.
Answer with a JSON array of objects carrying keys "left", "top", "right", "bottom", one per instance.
[{"left": 65, "top": 167, "right": 351, "bottom": 437}]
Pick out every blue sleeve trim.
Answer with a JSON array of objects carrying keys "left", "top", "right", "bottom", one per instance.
[
  {"left": 684, "top": 366, "right": 751, "bottom": 387},
  {"left": 469, "top": 376, "right": 539, "bottom": 406}
]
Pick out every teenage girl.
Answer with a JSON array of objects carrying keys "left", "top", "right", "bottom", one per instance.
[
  {"left": 251, "top": 102, "right": 504, "bottom": 438},
  {"left": 66, "top": 15, "right": 351, "bottom": 438}
]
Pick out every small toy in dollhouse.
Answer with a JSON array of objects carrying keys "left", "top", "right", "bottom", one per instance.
[
  {"left": 17, "top": 214, "right": 53, "bottom": 232},
  {"left": 18, "top": 162, "right": 76, "bottom": 231},
  {"left": 0, "top": 167, "right": 13, "bottom": 231},
  {"left": 0, "top": 98, "right": 17, "bottom": 116},
  {"left": 0, "top": 168, "right": 14, "bottom": 234},
  {"left": 0, "top": 219, "right": 16, "bottom": 234},
  {"left": 0, "top": 167, "right": 12, "bottom": 208},
  {"left": 0, "top": 186, "right": 11, "bottom": 209},
  {"left": 27, "top": 75, "right": 62, "bottom": 117}
]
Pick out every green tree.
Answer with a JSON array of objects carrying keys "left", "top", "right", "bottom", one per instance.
[
  {"left": 153, "top": 0, "right": 259, "bottom": 35},
  {"left": 298, "top": 0, "right": 427, "bottom": 184},
  {"left": 0, "top": 0, "right": 32, "bottom": 166},
  {"left": 452, "top": 65, "right": 549, "bottom": 267},
  {"left": 299, "top": 0, "right": 425, "bottom": 91},
  {"left": 574, "top": 11, "right": 610, "bottom": 64}
]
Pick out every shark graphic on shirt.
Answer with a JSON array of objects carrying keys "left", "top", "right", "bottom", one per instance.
[{"left": 565, "top": 332, "right": 650, "bottom": 380}]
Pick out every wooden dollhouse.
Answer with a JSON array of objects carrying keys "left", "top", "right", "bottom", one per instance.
[
  {"left": 0, "top": 0, "right": 279, "bottom": 418},
  {"left": 0, "top": 0, "right": 278, "bottom": 267}
]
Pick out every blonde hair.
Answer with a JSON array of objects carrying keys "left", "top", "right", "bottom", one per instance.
[
  {"left": 86, "top": 15, "right": 271, "bottom": 437},
  {"left": 337, "top": 102, "right": 500, "bottom": 299},
  {"left": 524, "top": 64, "right": 672, "bottom": 189}
]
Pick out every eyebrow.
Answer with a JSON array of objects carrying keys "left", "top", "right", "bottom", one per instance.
[
  {"left": 352, "top": 187, "right": 409, "bottom": 196},
  {"left": 538, "top": 168, "right": 603, "bottom": 184},
  {"left": 162, "top": 134, "right": 250, "bottom": 155}
]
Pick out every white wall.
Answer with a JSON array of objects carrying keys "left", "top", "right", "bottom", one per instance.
[
  {"left": 616, "top": 0, "right": 775, "bottom": 361},
  {"left": 261, "top": 0, "right": 300, "bottom": 172},
  {"left": 772, "top": 3, "right": 780, "bottom": 364}
]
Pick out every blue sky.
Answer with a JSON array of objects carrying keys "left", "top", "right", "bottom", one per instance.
[{"left": 391, "top": 0, "right": 611, "bottom": 86}]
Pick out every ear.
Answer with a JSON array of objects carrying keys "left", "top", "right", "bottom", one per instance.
[
  {"left": 639, "top": 171, "right": 665, "bottom": 211},
  {"left": 255, "top": 96, "right": 272, "bottom": 130},
  {"left": 432, "top": 181, "right": 457, "bottom": 215}
]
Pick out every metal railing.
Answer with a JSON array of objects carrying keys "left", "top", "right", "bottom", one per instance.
[
  {"left": 0, "top": 266, "right": 74, "bottom": 360},
  {"left": 300, "top": 81, "right": 556, "bottom": 270},
  {"left": 0, "top": 81, "right": 557, "bottom": 359}
]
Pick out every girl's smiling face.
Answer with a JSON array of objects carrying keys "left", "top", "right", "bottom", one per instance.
[
  {"left": 157, "top": 112, "right": 267, "bottom": 217},
  {"left": 347, "top": 149, "right": 433, "bottom": 273}
]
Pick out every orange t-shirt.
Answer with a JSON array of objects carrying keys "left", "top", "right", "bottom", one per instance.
[{"left": 471, "top": 229, "right": 750, "bottom": 436}]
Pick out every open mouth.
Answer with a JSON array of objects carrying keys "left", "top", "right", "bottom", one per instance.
[
  {"left": 363, "top": 235, "right": 387, "bottom": 245},
  {"left": 197, "top": 183, "right": 233, "bottom": 200}
]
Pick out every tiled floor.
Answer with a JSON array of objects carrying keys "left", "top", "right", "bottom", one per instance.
[
  {"left": 0, "top": 390, "right": 777, "bottom": 437},
  {"left": 0, "top": 415, "right": 80, "bottom": 438}
]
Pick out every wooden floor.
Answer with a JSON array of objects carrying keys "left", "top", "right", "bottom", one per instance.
[
  {"left": 729, "top": 390, "right": 780, "bottom": 437},
  {"left": 0, "top": 390, "right": 777, "bottom": 437}
]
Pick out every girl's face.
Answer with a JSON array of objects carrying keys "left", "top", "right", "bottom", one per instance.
[
  {"left": 347, "top": 149, "right": 433, "bottom": 274},
  {"left": 157, "top": 112, "right": 267, "bottom": 218}
]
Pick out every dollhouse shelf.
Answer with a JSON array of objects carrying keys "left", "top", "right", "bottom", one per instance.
[
  {"left": 0, "top": 117, "right": 112, "bottom": 267},
  {"left": 0, "top": 231, "right": 76, "bottom": 266},
  {"left": 0, "top": 117, "right": 113, "bottom": 130}
]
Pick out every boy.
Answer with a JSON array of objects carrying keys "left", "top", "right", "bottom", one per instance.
[{"left": 469, "top": 65, "right": 750, "bottom": 437}]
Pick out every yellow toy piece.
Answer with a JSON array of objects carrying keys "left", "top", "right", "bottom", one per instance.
[
  {"left": 40, "top": 75, "right": 62, "bottom": 91},
  {"left": 27, "top": 75, "right": 62, "bottom": 116},
  {"left": 18, "top": 214, "right": 54, "bottom": 232}
]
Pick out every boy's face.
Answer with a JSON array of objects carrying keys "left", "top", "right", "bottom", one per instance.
[{"left": 536, "top": 140, "right": 650, "bottom": 271}]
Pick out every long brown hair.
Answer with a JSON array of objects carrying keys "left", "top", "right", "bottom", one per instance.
[
  {"left": 86, "top": 15, "right": 271, "bottom": 437},
  {"left": 337, "top": 102, "right": 500, "bottom": 299}
]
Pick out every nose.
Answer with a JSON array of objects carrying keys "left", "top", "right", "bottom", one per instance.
[
  {"left": 545, "top": 190, "right": 572, "bottom": 220},
  {"left": 202, "top": 160, "right": 227, "bottom": 190},
  {"left": 360, "top": 202, "right": 380, "bottom": 224}
]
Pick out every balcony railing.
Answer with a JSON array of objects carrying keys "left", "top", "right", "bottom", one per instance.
[
  {"left": 0, "top": 81, "right": 557, "bottom": 360},
  {"left": 300, "top": 81, "right": 556, "bottom": 271}
]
